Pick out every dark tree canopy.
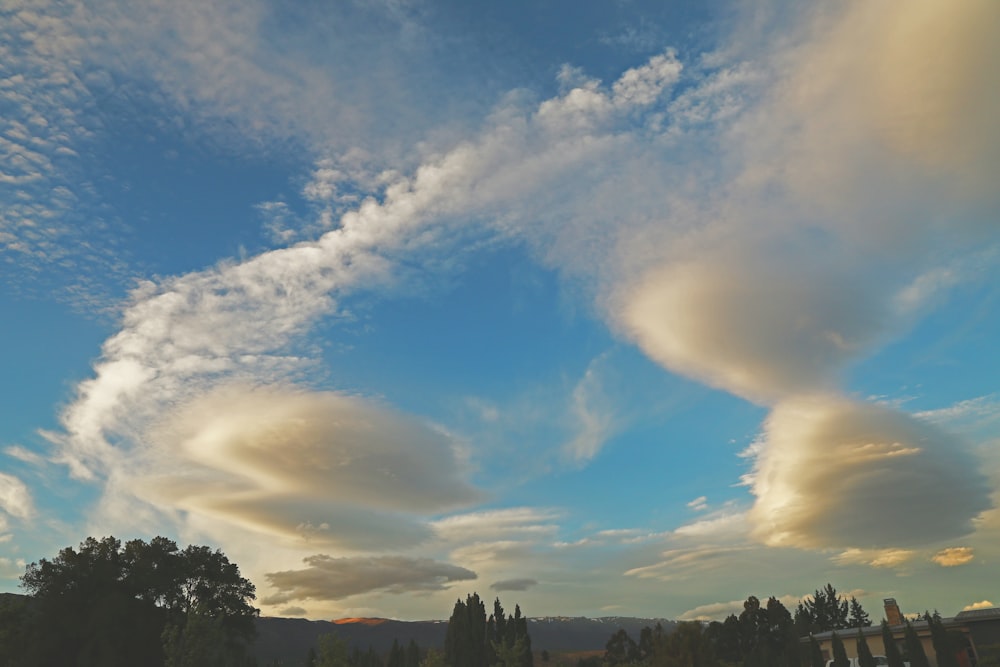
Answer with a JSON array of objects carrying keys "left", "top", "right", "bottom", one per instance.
[
  {"left": 444, "top": 593, "right": 532, "bottom": 667},
  {"left": 17, "top": 535, "right": 258, "bottom": 666},
  {"left": 795, "top": 584, "right": 864, "bottom": 634}
]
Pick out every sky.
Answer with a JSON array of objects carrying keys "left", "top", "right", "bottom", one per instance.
[{"left": 1, "top": 0, "right": 999, "bottom": 623}]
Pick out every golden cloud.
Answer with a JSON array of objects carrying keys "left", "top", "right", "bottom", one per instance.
[{"left": 931, "top": 547, "right": 975, "bottom": 567}]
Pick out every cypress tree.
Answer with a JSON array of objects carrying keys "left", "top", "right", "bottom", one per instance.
[
  {"left": 882, "top": 621, "right": 905, "bottom": 667},
  {"left": 857, "top": 628, "right": 876, "bottom": 667},
  {"left": 925, "top": 611, "right": 959, "bottom": 667},
  {"left": 903, "top": 620, "right": 931, "bottom": 667},
  {"left": 810, "top": 635, "right": 825, "bottom": 667},
  {"left": 832, "top": 632, "right": 851, "bottom": 667}
]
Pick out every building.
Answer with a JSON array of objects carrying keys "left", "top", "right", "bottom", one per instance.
[{"left": 805, "top": 600, "right": 1000, "bottom": 667}]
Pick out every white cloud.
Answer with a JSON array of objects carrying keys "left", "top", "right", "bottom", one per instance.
[
  {"left": 686, "top": 496, "right": 708, "bottom": 512},
  {"left": 833, "top": 548, "right": 916, "bottom": 569},
  {"left": 746, "top": 395, "right": 990, "bottom": 549},
  {"left": 678, "top": 598, "right": 747, "bottom": 622},
  {"left": 964, "top": 600, "right": 995, "bottom": 611},
  {"left": 128, "top": 385, "right": 479, "bottom": 551},
  {"left": 0, "top": 472, "right": 34, "bottom": 520},
  {"left": 622, "top": 256, "right": 885, "bottom": 405},
  {"left": 0, "top": 556, "right": 27, "bottom": 579},
  {"left": 931, "top": 547, "right": 975, "bottom": 568},
  {"left": 33, "top": 0, "right": 1000, "bottom": 590},
  {"left": 432, "top": 508, "right": 561, "bottom": 543},
  {"left": 673, "top": 510, "right": 749, "bottom": 540},
  {"left": 624, "top": 545, "right": 754, "bottom": 582},
  {"left": 563, "top": 354, "right": 619, "bottom": 463},
  {"left": 4, "top": 445, "right": 44, "bottom": 466}
]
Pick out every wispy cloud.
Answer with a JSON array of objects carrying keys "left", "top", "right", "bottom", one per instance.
[
  {"left": 0, "top": 472, "right": 34, "bottom": 521},
  {"left": 833, "top": 548, "right": 916, "bottom": 570}
]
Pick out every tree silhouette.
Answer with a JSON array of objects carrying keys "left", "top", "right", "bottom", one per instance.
[{"left": 20, "top": 536, "right": 257, "bottom": 666}]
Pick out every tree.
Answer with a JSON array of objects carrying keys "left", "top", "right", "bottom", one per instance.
[
  {"left": 849, "top": 598, "right": 872, "bottom": 628},
  {"left": 421, "top": 649, "right": 448, "bottom": 667},
  {"left": 316, "top": 633, "right": 351, "bottom": 667},
  {"left": 445, "top": 594, "right": 531, "bottom": 667},
  {"left": 903, "top": 620, "right": 931, "bottom": 667},
  {"left": 797, "top": 584, "right": 851, "bottom": 633},
  {"left": 648, "top": 621, "right": 716, "bottom": 667},
  {"left": 856, "top": 629, "right": 876, "bottom": 667},
  {"left": 406, "top": 639, "right": 422, "bottom": 667},
  {"left": 445, "top": 593, "right": 488, "bottom": 667},
  {"left": 925, "top": 611, "right": 959, "bottom": 667},
  {"left": 604, "top": 628, "right": 639, "bottom": 665},
  {"left": 0, "top": 593, "right": 31, "bottom": 666},
  {"left": 831, "top": 632, "right": 850, "bottom": 667},
  {"left": 20, "top": 535, "right": 258, "bottom": 666},
  {"left": 882, "top": 621, "right": 906, "bottom": 667},
  {"left": 810, "top": 635, "right": 826, "bottom": 667}
]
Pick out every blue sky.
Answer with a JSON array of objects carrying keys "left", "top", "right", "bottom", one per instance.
[{"left": 2, "top": 0, "right": 999, "bottom": 623}]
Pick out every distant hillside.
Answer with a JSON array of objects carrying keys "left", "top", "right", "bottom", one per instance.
[{"left": 253, "top": 615, "right": 676, "bottom": 666}]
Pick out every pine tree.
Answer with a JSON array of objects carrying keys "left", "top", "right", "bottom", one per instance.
[{"left": 849, "top": 598, "right": 872, "bottom": 628}]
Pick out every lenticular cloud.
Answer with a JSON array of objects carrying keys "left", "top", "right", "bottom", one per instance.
[{"left": 49, "top": 0, "right": 997, "bottom": 560}]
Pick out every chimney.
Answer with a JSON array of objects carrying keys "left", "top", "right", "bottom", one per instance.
[{"left": 884, "top": 598, "right": 903, "bottom": 626}]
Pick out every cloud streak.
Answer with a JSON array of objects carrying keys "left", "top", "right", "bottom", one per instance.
[{"left": 263, "top": 555, "right": 477, "bottom": 604}]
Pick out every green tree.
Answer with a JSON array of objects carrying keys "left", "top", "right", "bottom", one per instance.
[
  {"left": 810, "top": 635, "right": 825, "bottom": 667},
  {"left": 882, "top": 621, "right": 905, "bottom": 667},
  {"left": 903, "top": 620, "right": 931, "bottom": 667},
  {"left": 20, "top": 535, "right": 258, "bottom": 667},
  {"left": 0, "top": 594, "right": 31, "bottom": 666},
  {"left": 316, "top": 633, "right": 351, "bottom": 667},
  {"left": 445, "top": 593, "right": 488, "bottom": 666},
  {"left": 849, "top": 598, "right": 872, "bottom": 628},
  {"left": 831, "top": 632, "right": 850, "bottom": 667},
  {"left": 604, "top": 628, "right": 639, "bottom": 665},
  {"left": 925, "top": 611, "right": 959, "bottom": 667},
  {"left": 162, "top": 605, "right": 232, "bottom": 667},
  {"left": 406, "top": 639, "right": 422, "bottom": 667},
  {"left": 421, "top": 649, "right": 448, "bottom": 667},
  {"left": 797, "top": 584, "right": 850, "bottom": 633},
  {"left": 856, "top": 629, "right": 876, "bottom": 667},
  {"left": 648, "top": 620, "right": 717, "bottom": 667}
]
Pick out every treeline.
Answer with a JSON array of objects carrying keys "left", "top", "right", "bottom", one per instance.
[
  {"left": 304, "top": 592, "right": 533, "bottom": 667},
  {"left": 582, "top": 584, "right": 871, "bottom": 667}
]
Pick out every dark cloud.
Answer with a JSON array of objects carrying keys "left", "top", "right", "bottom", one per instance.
[
  {"left": 490, "top": 578, "right": 538, "bottom": 592},
  {"left": 263, "top": 555, "right": 477, "bottom": 604}
]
